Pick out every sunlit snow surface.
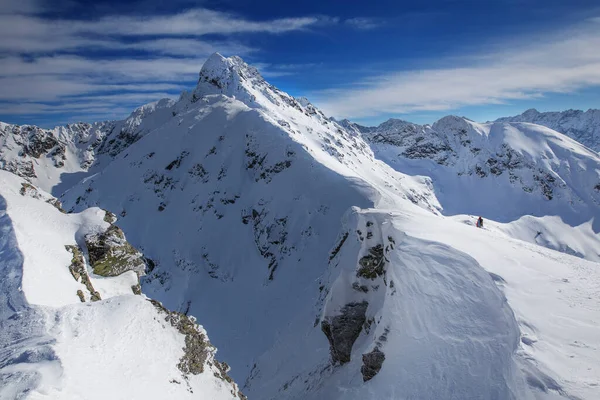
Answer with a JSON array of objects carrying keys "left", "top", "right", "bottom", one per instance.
[{"left": 1, "top": 53, "right": 599, "bottom": 400}]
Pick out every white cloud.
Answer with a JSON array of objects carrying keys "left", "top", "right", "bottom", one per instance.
[
  {"left": 0, "top": 2, "right": 337, "bottom": 122},
  {"left": 312, "top": 21, "right": 600, "bottom": 119},
  {"left": 80, "top": 9, "right": 322, "bottom": 36},
  {"left": 345, "top": 18, "right": 381, "bottom": 30}
]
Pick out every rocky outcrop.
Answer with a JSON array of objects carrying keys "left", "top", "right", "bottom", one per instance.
[
  {"left": 84, "top": 225, "right": 146, "bottom": 277},
  {"left": 357, "top": 245, "right": 386, "bottom": 279},
  {"left": 149, "top": 299, "right": 246, "bottom": 399},
  {"left": 65, "top": 245, "right": 101, "bottom": 302},
  {"left": 361, "top": 348, "right": 385, "bottom": 382},
  {"left": 321, "top": 301, "right": 369, "bottom": 364},
  {"left": 19, "top": 182, "right": 66, "bottom": 212}
]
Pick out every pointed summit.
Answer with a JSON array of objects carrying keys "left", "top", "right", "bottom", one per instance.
[{"left": 194, "top": 53, "right": 264, "bottom": 100}]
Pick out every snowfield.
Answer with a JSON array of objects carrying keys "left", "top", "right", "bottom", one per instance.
[{"left": 1, "top": 53, "right": 599, "bottom": 400}]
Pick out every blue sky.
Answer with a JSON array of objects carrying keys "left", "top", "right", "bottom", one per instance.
[{"left": 0, "top": 0, "right": 599, "bottom": 127}]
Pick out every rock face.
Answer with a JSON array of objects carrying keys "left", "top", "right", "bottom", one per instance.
[
  {"left": 495, "top": 108, "right": 600, "bottom": 152},
  {"left": 321, "top": 301, "right": 369, "bottom": 364},
  {"left": 361, "top": 348, "right": 385, "bottom": 382},
  {"left": 65, "top": 244, "right": 101, "bottom": 302},
  {"left": 85, "top": 224, "right": 146, "bottom": 277}
]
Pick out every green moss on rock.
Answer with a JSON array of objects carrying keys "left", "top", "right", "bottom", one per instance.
[
  {"left": 85, "top": 225, "right": 145, "bottom": 277},
  {"left": 65, "top": 244, "right": 101, "bottom": 301},
  {"left": 103, "top": 210, "right": 117, "bottom": 224}
]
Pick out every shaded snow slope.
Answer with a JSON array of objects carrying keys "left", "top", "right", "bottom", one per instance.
[
  {"left": 0, "top": 170, "right": 243, "bottom": 400},
  {"left": 496, "top": 108, "right": 600, "bottom": 152}
]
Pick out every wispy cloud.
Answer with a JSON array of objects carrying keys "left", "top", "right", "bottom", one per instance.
[
  {"left": 312, "top": 20, "right": 600, "bottom": 119},
  {"left": 345, "top": 18, "right": 381, "bottom": 30},
  {"left": 0, "top": 0, "right": 337, "bottom": 124}
]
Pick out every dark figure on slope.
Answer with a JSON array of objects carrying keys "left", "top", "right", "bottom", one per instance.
[{"left": 476, "top": 216, "right": 484, "bottom": 228}]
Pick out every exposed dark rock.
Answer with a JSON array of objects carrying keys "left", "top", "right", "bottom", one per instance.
[
  {"left": 65, "top": 245, "right": 101, "bottom": 302},
  {"left": 321, "top": 301, "right": 368, "bottom": 364},
  {"left": 534, "top": 171, "right": 557, "bottom": 200},
  {"left": 357, "top": 245, "right": 386, "bottom": 279},
  {"left": 131, "top": 284, "right": 142, "bottom": 295},
  {"left": 19, "top": 182, "right": 41, "bottom": 198},
  {"left": 46, "top": 198, "right": 66, "bottom": 213},
  {"left": 149, "top": 299, "right": 212, "bottom": 374},
  {"left": 148, "top": 299, "right": 246, "bottom": 399},
  {"left": 329, "top": 232, "right": 349, "bottom": 261},
  {"left": 103, "top": 210, "right": 117, "bottom": 224},
  {"left": 352, "top": 282, "right": 369, "bottom": 293},
  {"left": 3, "top": 159, "right": 37, "bottom": 178},
  {"left": 361, "top": 348, "right": 386, "bottom": 381},
  {"left": 165, "top": 151, "right": 190, "bottom": 170}
]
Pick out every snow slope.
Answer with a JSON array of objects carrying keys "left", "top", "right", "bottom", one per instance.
[
  {"left": 496, "top": 108, "right": 600, "bottom": 152},
  {"left": 399, "top": 207, "right": 600, "bottom": 400},
  {"left": 360, "top": 115, "right": 600, "bottom": 260},
  {"left": 49, "top": 54, "right": 599, "bottom": 399},
  {"left": 0, "top": 170, "right": 244, "bottom": 400}
]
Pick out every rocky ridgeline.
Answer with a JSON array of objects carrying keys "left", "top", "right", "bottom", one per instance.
[
  {"left": 14, "top": 180, "right": 244, "bottom": 396},
  {"left": 496, "top": 108, "right": 600, "bottom": 152},
  {"left": 149, "top": 299, "right": 247, "bottom": 399}
]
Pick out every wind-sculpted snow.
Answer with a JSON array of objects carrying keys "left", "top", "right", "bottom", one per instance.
[
  {"left": 307, "top": 208, "right": 529, "bottom": 399},
  {"left": 496, "top": 108, "right": 600, "bottom": 152}
]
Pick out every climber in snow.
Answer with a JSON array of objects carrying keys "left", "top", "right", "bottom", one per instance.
[{"left": 476, "top": 216, "right": 484, "bottom": 228}]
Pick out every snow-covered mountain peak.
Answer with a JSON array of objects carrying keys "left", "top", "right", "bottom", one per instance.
[
  {"left": 496, "top": 108, "right": 600, "bottom": 151},
  {"left": 521, "top": 108, "right": 540, "bottom": 117},
  {"left": 193, "top": 53, "right": 265, "bottom": 103},
  {"left": 431, "top": 115, "right": 487, "bottom": 138}
]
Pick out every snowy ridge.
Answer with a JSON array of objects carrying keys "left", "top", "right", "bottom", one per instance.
[
  {"left": 496, "top": 108, "right": 600, "bottom": 152},
  {"left": 0, "top": 170, "right": 244, "bottom": 399},
  {"left": 1, "top": 53, "right": 599, "bottom": 399},
  {"left": 313, "top": 208, "right": 528, "bottom": 399}
]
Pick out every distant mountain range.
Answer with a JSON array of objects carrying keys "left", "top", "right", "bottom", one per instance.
[{"left": 494, "top": 108, "right": 600, "bottom": 152}]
